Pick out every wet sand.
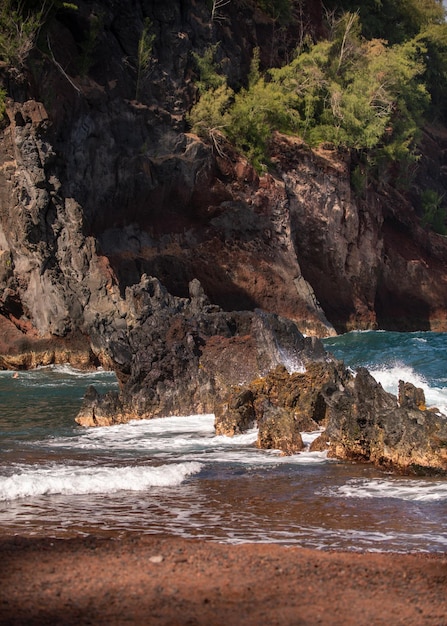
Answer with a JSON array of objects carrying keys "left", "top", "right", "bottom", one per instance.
[{"left": 1, "top": 534, "right": 446, "bottom": 625}]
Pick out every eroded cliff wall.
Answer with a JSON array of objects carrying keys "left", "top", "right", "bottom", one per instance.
[{"left": 0, "top": 0, "right": 446, "bottom": 367}]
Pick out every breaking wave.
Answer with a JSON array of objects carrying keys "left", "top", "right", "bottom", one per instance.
[{"left": 0, "top": 461, "right": 203, "bottom": 501}]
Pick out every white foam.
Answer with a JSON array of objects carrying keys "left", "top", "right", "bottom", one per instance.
[
  {"left": 369, "top": 363, "right": 428, "bottom": 394},
  {"left": 47, "top": 364, "right": 115, "bottom": 377},
  {"left": 282, "top": 356, "right": 306, "bottom": 374},
  {"left": 0, "top": 461, "right": 203, "bottom": 501},
  {"left": 330, "top": 478, "right": 447, "bottom": 502},
  {"left": 1, "top": 364, "right": 116, "bottom": 379},
  {"left": 301, "top": 430, "right": 325, "bottom": 447},
  {"left": 49, "top": 414, "right": 241, "bottom": 453},
  {"left": 369, "top": 364, "right": 447, "bottom": 414},
  {"left": 44, "top": 414, "right": 330, "bottom": 467},
  {"left": 413, "top": 337, "right": 428, "bottom": 344},
  {"left": 181, "top": 446, "right": 329, "bottom": 466},
  {"left": 123, "top": 414, "right": 216, "bottom": 433}
]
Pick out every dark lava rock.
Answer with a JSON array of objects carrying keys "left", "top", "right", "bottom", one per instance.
[
  {"left": 323, "top": 368, "right": 447, "bottom": 474},
  {"left": 215, "top": 360, "right": 349, "bottom": 454},
  {"left": 76, "top": 275, "right": 327, "bottom": 427},
  {"left": 215, "top": 361, "right": 447, "bottom": 472}
]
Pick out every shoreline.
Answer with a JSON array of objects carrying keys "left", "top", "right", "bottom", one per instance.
[{"left": 1, "top": 534, "right": 446, "bottom": 625}]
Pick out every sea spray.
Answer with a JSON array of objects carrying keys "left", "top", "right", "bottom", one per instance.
[{"left": 323, "top": 331, "right": 447, "bottom": 414}]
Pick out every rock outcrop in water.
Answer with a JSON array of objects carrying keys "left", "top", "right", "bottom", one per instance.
[
  {"left": 214, "top": 361, "right": 348, "bottom": 453},
  {"left": 323, "top": 369, "right": 447, "bottom": 474},
  {"left": 215, "top": 361, "right": 447, "bottom": 474},
  {"left": 74, "top": 271, "right": 447, "bottom": 474}
]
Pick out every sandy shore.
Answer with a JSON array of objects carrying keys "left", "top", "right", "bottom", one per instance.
[{"left": 1, "top": 534, "right": 446, "bottom": 625}]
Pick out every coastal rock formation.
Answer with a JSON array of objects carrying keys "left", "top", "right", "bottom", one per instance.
[
  {"left": 0, "top": 0, "right": 334, "bottom": 357},
  {"left": 0, "top": 316, "right": 99, "bottom": 370},
  {"left": 76, "top": 275, "right": 327, "bottom": 427},
  {"left": 274, "top": 134, "right": 447, "bottom": 332},
  {"left": 215, "top": 361, "right": 348, "bottom": 453},
  {"left": 215, "top": 361, "right": 447, "bottom": 474},
  {"left": 324, "top": 369, "right": 447, "bottom": 474}
]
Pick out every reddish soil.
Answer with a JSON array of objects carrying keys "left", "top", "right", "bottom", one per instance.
[{"left": 1, "top": 534, "right": 446, "bottom": 625}]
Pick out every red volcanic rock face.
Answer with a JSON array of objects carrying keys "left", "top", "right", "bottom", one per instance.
[{"left": 0, "top": 0, "right": 447, "bottom": 369}]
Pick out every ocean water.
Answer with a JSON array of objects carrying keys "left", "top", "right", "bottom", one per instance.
[{"left": 0, "top": 331, "right": 446, "bottom": 552}]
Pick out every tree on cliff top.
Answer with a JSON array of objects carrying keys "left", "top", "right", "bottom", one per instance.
[
  {"left": 324, "top": 0, "right": 447, "bottom": 121},
  {"left": 0, "top": 0, "right": 45, "bottom": 71}
]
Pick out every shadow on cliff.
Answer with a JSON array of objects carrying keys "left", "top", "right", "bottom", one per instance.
[
  {"left": 374, "top": 288, "right": 432, "bottom": 331},
  {"left": 108, "top": 253, "right": 259, "bottom": 312}
]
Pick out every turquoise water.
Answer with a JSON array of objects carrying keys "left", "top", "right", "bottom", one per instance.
[
  {"left": 323, "top": 330, "right": 447, "bottom": 388},
  {"left": 0, "top": 332, "right": 446, "bottom": 552},
  {"left": 323, "top": 330, "right": 447, "bottom": 413}
]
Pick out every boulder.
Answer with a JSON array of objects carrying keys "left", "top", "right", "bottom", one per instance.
[
  {"left": 214, "top": 389, "right": 256, "bottom": 437},
  {"left": 398, "top": 380, "right": 426, "bottom": 410},
  {"left": 75, "top": 386, "right": 124, "bottom": 427},
  {"left": 257, "top": 403, "right": 305, "bottom": 455}
]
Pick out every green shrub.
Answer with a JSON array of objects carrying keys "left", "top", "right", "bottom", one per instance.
[
  {"left": 225, "top": 49, "right": 300, "bottom": 170},
  {"left": 322, "top": 0, "right": 445, "bottom": 45},
  {"left": 191, "top": 44, "right": 226, "bottom": 93},
  {"left": 270, "top": 16, "right": 428, "bottom": 155},
  {"left": 187, "top": 83, "right": 233, "bottom": 138},
  {"left": 135, "top": 18, "right": 155, "bottom": 100},
  {"left": 0, "top": 1, "right": 78, "bottom": 73},
  {"left": 188, "top": 45, "right": 234, "bottom": 148},
  {"left": 421, "top": 189, "right": 447, "bottom": 235},
  {"left": 0, "top": 0, "right": 44, "bottom": 69},
  {"left": 189, "top": 12, "right": 431, "bottom": 172}
]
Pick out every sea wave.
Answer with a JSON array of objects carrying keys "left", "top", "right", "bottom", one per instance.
[
  {"left": 43, "top": 416, "right": 328, "bottom": 466},
  {"left": 0, "top": 461, "right": 203, "bottom": 501},
  {"left": 328, "top": 478, "right": 447, "bottom": 502},
  {"left": 0, "top": 364, "right": 116, "bottom": 377},
  {"left": 369, "top": 364, "right": 447, "bottom": 413},
  {"left": 2, "top": 365, "right": 118, "bottom": 391},
  {"left": 369, "top": 363, "right": 428, "bottom": 392}
]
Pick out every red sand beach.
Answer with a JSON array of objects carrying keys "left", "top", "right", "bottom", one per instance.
[{"left": 1, "top": 534, "right": 446, "bottom": 625}]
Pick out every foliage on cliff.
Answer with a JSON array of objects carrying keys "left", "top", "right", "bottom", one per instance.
[
  {"left": 324, "top": 0, "right": 445, "bottom": 44},
  {"left": 324, "top": 0, "right": 447, "bottom": 122},
  {"left": 190, "top": 11, "right": 431, "bottom": 171},
  {"left": 0, "top": 0, "right": 77, "bottom": 77},
  {"left": 0, "top": 0, "right": 45, "bottom": 71}
]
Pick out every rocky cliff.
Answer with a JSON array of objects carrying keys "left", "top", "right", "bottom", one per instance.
[
  {"left": 1, "top": 0, "right": 447, "bottom": 473},
  {"left": 0, "top": 0, "right": 446, "bottom": 370}
]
